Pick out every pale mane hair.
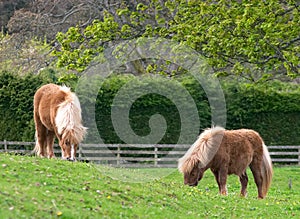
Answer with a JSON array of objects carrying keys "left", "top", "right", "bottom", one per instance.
[
  {"left": 178, "top": 126, "right": 225, "bottom": 174},
  {"left": 55, "top": 85, "right": 87, "bottom": 144}
]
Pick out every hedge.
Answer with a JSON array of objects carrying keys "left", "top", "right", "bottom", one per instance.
[
  {"left": 0, "top": 70, "right": 55, "bottom": 141},
  {"left": 93, "top": 75, "right": 210, "bottom": 144},
  {"left": 0, "top": 71, "right": 299, "bottom": 146},
  {"left": 224, "top": 82, "right": 300, "bottom": 145}
]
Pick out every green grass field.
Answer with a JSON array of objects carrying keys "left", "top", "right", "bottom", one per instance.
[{"left": 0, "top": 153, "right": 299, "bottom": 218}]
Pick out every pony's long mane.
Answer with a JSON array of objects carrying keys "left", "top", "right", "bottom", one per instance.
[
  {"left": 55, "top": 85, "right": 87, "bottom": 144},
  {"left": 178, "top": 126, "right": 225, "bottom": 174}
]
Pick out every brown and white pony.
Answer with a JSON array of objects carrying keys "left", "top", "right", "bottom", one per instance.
[
  {"left": 178, "top": 126, "right": 273, "bottom": 199},
  {"left": 33, "top": 83, "right": 87, "bottom": 161}
]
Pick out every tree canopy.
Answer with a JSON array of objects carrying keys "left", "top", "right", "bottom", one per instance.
[{"left": 53, "top": 0, "right": 300, "bottom": 81}]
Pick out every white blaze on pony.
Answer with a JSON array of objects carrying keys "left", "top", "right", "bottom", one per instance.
[
  {"left": 178, "top": 126, "right": 273, "bottom": 199},
  {"left": 33, "top": 83, "right": 87, "bottom": 161}
]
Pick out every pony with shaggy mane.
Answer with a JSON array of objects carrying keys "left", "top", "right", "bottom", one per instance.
[
  {"left": 178, "top": 127, "right": 273, "bottom": 199},
  {"left": 33, "top": 83, "right": 87, "bottom": 161}
]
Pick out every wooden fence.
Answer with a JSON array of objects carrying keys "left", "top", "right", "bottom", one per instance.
[{"left": 1, "top": 141, "right": 300, "bottom": 167}]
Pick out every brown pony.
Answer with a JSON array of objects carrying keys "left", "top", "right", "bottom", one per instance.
[
  {"left": 33, "top": 83, "right": 87, "bottom": 161},
  {"left": 178, "top": 126, "right": 273, "bottom": 199}
]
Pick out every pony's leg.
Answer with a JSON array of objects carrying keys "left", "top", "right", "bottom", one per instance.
[
  {"left": 239, "top": 172, "right": 248, "bottom": 197},
  {"left": 46, "top": 131, "right": 55, "bottom": 158},
  {"left": 34, "top": 119, "right": 47, "bottom": 157},
  {"left": 250, "top": 161, "right": 264, "bottom": 199},
  {"left": 58, "top": 140, "right": 66, "bottom": 159},
  {"left": 218, "top": 167, "right": 228, "bottom": 195},
  {"left": 70, "top": 144, "right": 77, "bottom": 161},
  {"left": 212, "top": 170, "right": 222, "bottom": 194},
  {"left": 213, "top": 167, "right": 228, "bottom": 195}
]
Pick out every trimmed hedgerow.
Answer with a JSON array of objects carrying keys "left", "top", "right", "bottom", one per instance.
[
  {"left": 0, "top": 70, "right": 55, "bottom": 141},
  {"left": 224, "top": 81, "right": 300, "bottom": 145},
  {"left": 0, "top": 71, "right": 299, "bottom": 146}
]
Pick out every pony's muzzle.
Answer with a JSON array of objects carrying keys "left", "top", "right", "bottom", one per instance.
[{"left": 185, "top": 181, "right": 198, "bottom": 187}]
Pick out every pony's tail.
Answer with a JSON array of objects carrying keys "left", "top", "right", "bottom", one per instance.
[{"left": 261, "top": 143, "right": 273, "bottom": 197}]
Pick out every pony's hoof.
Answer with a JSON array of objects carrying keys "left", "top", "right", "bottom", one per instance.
[
  {"left": 66, "top": 157, "right": 75, "bottom": 162},
  {"left": 220, "top": 191, "right": 228, "bottom": 196},
  {"left": 240, "top": 193, "right": 247, "bottom": 198}
]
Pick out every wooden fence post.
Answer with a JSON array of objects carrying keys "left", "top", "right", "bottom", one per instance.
[
  {"left": 298, "top": 147, "right": 300, "bottom": 165},
  {"left": 117, "top": 145, "right": 121, "bottom": 166},
  {"left": 4, "top": 139, "right": 7, "bottom": 152},
  {"left": 154, "top": 146, "right": 158, "bottom": 166},
  {"left": 78, "top": 144, "right": 82, "bottom": 160}
]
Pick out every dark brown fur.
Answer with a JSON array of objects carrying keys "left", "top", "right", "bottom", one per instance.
[{"left": 178, "top": 127, "right": 273, "bottom": 199}]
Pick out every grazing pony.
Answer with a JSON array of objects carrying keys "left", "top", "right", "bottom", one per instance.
[
  {"left": 178, "top": 126, "right": 273, "bottom": 199},
  {"left": 33, "top": 83, "right": 87, "bottom": 161}
]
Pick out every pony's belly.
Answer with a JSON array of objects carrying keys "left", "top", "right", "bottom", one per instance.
[
  {"left": 38, "top": 99, "right": 56, "bottom": 131},
  {"left": 228, "top": 157, "right": 252, "bottom": 175},
  {"left": 39, "top": 113, "right": 55, "bottom": 131}
]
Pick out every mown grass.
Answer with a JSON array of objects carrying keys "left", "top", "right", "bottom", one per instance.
[{"left": 0, "top": 153, "right": 299, "bottom": 219}]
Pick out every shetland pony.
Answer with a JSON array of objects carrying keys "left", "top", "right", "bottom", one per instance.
[
  {"left": 33, "top": 83, "right": 87, "bottom": 161},
  {"left": 178, "top": 127, "right": 273, "bottom": 199}
]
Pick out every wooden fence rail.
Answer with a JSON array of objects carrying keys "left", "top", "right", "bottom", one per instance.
[{"left": 0, "top": 141, "right": 300, "bottom": 167}]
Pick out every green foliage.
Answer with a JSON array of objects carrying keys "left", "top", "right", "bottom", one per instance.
[
  {"left": 93, "top": 74, "right": 300, "bottom": 145},
  {"left": 0, "top": 71, "right": 299, "bottom": 146},
  {"left": 53, "top": 0, "right": 300, "bottom": 79},
  {"left": 53, "top": 13, "right": 120, "bottom": 72},
  {"left": 57, "top": 72, "right": 79, "bottom": 90},
  {"left": 0, "top": 71, "right": 54, "bottom": 141},
  {"left": 0, "top": 154, "right": 300, "bottom": 218},
  {"left": 94, "top": 74, "right": 210, "bottom": 144},
  {"left": 170, "top": 0, "right": 300, "bottom": 78},
  {"left": 224, "top": 81, "right": 300, "bottom": 144}
]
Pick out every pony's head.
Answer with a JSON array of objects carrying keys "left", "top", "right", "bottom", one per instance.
[
  {"left": 178, "top": 126, "right": 225, "bottom": 186},
  {"left": 59, "top": 126, "right": 87, "bottom": 161},
  {"left": 178, "top": 143, "right": 206, "bottom": 186},
  {"left": 180, "top": 158, "right": 205, "bottom": 186},
  {"left": 60, "top": 140, "right": 77, "bottom": 161}
]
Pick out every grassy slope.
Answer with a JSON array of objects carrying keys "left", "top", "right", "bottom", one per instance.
[{"left": 0, "top": 154, "right": 299, "bottom": 219}]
